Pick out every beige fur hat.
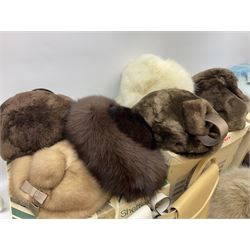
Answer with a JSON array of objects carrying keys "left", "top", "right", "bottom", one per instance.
[
  {"left": 209, "top": 167, "right": 250, "bottom": 219},
  {"left": 116, "top": 54, "right": 194, "bottom": 107},
  {"left": 8, "top": 140, "right": 109, "bottom": 219}
]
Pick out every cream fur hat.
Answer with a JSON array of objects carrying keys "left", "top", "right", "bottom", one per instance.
[
  {"left": 9, "top": 140, "right": 109, "bottom": 219},
  {"left": 116, "top": 54, "right": 194, "bottom": 107}
]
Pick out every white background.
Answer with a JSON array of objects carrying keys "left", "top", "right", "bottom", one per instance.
[{"left": 0, "top": 31, "right": 249, "bottom": 104}]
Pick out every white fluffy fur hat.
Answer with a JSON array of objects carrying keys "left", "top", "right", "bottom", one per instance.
[{"left": 116, "top": 54, "right": 194, "bottom": 107}]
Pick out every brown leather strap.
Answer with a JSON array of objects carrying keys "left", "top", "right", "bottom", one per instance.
[
  {"left": 21, "top": 180, "right": 48, "bottom": 205},
  {"left": 198, "top": 113, "right": 228, "bottom": 147}
]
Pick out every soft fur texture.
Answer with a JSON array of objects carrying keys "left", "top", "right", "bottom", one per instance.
[
  {"left": 209, "top": 167, "right": 250, "bottom": 219},
  {"left": 116, "top": 54, "right": 194, "bottom": 107},
  {"left": 108, "top": 105, "right": 156, "bottom": 149},
  {"left": 9, "top": 140, "right": 109, "bottom": 219},
  {"left": 64, "top": 96, "right": 167, "bottom": 202},
  {"left": 0, "top": 89, "right": 72, "bottom": 162},
  {"left": 133, "top": 88, "right": 226, "bottom": 157},
  {"left": 193, "top": 68, "right": 249, "bottom": 131}
]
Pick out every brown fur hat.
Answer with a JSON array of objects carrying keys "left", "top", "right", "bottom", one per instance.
[
  {"left": 133, "top": 88, "right": 228, "bottom": 157},
  {"left": 9, "top": 140, "right": 109, "bottom": 219},
  {"left": 64, "top": 96, "right": 167, "bottom": 202},
  {"left": 193, "top": 68, "right": 249, "bottom": 131},
  {"left": 209, "top": 167, "right": 250, "bottom": 219},
  {"left": 0, "top": 89, "right": 72, "bottom": 162}
]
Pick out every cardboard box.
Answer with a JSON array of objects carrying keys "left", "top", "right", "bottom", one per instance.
[
  {"left": 162, "top": 120, "right": 250, "bottom": 201},
  {"left": 91, "top": 181, "right": 170, "bottom": 219},
  {"left": 161, "top": 150, "right": 200, "bottom": 200},
  {"left": 91, "top": 197, "right": 149, "bottom": 219},
  {"left": 230, "top": 113, "right": 250, "bottom": 167},
  {"left": 11, "top": 199, "right": 35, "bottom": 219},
  {"left": 158, "top": 162, "right": 219, "bottom": 219},
  {"left": 213, "top": 121, "right": 250, "bottom": 171}
]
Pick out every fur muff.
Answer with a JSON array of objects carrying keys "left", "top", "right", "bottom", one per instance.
[
  {"left": 64, "top": 96, "right": 167, "bottom": 202},
  {"left": 0, "top": 89, "right": 72, "bottom": 161},
  {"left": 8, "top": 140, "right": 109, "bottom": 219},
  {"left": 133, "top": 88, "right": 226, "bottom": 157},
  {"left": 193, "top": 68, "right": 249, "bottom": 131},
  {"left": 209, "top": 167, "right": 250, "bottom": 219},
  {"left": 116, "top": 54, "right": 194, "bottom": 107}
]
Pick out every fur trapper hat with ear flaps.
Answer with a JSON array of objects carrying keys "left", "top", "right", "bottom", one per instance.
[
  {"left": 0, "top": 89, "right": 72, "bottom": 162},
  {"left": 9, "top": 140, "right": 109, "bottom": 219},
  {"left": 209, "top": 167, "right": 250, "bottom": 219},
  {"left": 64, "top": 96, "right": 167, "bottom": 202},
  {"left": 133, "top": 88, "right": 229, "bottom": 158},
  {"left": 116, "top": 54, "right": 194, "bottom": 107},
  {"left": 193, "top": 68, "right": 249, "bottom": 131}
]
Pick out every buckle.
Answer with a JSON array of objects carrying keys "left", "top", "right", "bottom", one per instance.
[{"left": 21, "top": 180, "right": 48, "bottom": 204}]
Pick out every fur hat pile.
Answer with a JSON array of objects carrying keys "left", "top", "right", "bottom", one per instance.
[
  {"left": 193, "top": 68, "right": 249, "bottom": 131},
  {"left": 116, "top": 54, "right": 194, "bottom": 107},
  {"left": 64, "top": 96, "right": 167, "bottom": 202},
  {"left": 133, "top": 88, "right": 228, "bottom": 157},
  {"left": 209, "top": 167, "right": 250, "bottom": 219},
  {"left": 0, "top": 89, "right": 72, "bottom": 162},
  {"left": 2, "top": 55, "right": 249, "bottom": 219},
  {"left": 9, "top": 140, "right": 109, "bottom": 219}
]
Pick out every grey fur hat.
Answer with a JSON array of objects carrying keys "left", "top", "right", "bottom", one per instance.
[
  {"left": 133, "top": 88, "right": 228, "bottom": 158},
  {"left": 193, "top": 68, "right": 249, "bottom": 131},
  {"left": 209, "top": 167, "right": 250, "bottom": 219}
]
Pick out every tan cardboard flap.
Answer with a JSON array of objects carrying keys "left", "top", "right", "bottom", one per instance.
[
  {"left": 160, "top": 163, "right": 219, "bottom": 219},
  {"left": 188, "top": 157, "right": 215, "bottom": 187},
  {"left": 172, "top": 163, "right": 219, "bottom": 218},
  {"left": 221, "top": 122, "right": 249, "bottom": 148},
  {"left": 230, "top": 119, "right": 250, "bottom": 167}
]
